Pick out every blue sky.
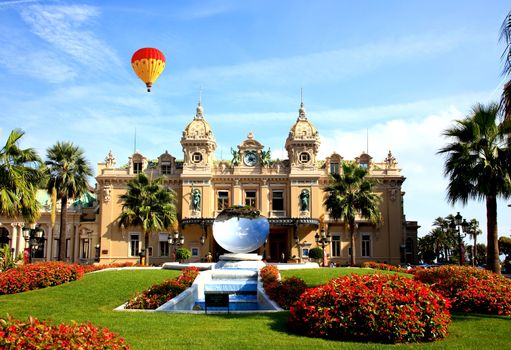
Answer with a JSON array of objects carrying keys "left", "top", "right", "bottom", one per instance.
[{"left": 1, "top": 0, "right": 510, "bottom": 242}]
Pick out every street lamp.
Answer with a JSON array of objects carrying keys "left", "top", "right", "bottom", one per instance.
[
  {"left": 22, "top": 225, "right": 44, "bottom": 263},
  {"left": 168, "top": 231, "right": 184, "bottom": 262},
  {"left": 315, "top": 228, "right": 331, "bottom": 267},
  {"left": 451, "top": 212, "right": 468, "bottom": 266}
]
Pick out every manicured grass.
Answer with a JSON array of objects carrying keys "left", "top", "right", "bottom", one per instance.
[
  {"left": 0, "top": 268, "right": 509, "bottom": 349},
  {"left": 280, "top": 267, "right": 410, "bottom": 287}
]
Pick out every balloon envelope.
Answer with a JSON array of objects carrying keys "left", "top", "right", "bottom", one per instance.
[{"left": 131, "top": 48, "right": 166, "bottom": 92}]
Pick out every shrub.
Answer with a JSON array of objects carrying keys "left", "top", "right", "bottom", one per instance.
[
  {"left": 125, "top": 267, "right": 199, "bottom": 309},
  {"left": 288, "top": 274, "right": 451, "bottom": 343},
  {"left": 0, "top": 315, "right": 129, "bottom": 349},
  {"left": 308, "top": 247, "right": 323, "bottom": 260},
  {"left": 260, "top": 265, "right": 279, "bottom": 285},
  {"left": 413, "top": 265, "right": 511, "bottom": 315},
  {"left": 175, "top": 248, "right": 191, "bottom": 263},
  {"left": 361, "top": 261, "right": 408, "bottom": 273},
  {"left": 0, "top": 262, "right": 84, "bottom": 295},
  {"left": 265, "top": 277, "right": 308, "bottom": 310},
  {"left": 260, "top": 265, "right": 307, "bottom": 310}
]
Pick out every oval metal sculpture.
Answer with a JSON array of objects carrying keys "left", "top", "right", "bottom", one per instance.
[
  {"left": 212, "top": 206, "right": 269, "bottom": 254},
  {"left": 131, "top": 47, "right": 166, "bottom": 92}
]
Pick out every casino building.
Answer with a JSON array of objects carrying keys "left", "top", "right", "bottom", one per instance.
[{"left": 0, "top": 101, "right": 418, "bottom": 266}]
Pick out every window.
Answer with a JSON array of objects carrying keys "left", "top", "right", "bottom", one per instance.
[
  {"left": 191, "top": 247, "right": 199, "bottom": 257},
  {"left": 161, "top": 161, "right": 171, "bottom": 175},
  {"left": 272, "top": 191, "right": 284, "bottom": 211},
  {"left": 299, "top": 152, "right": 310, "bottom": 164},
  {"left": 302, "top": 248, "right": 309, "bottom": 257},
  {"left": 192, "top": 152, "right": 202, "bottom": 163},
  {"left": 130, "top": 234, "right": 140, "bottom": 257},
  {"left": 133, "top": 162, "right": 142, "bottom": 174},
  {"left": 81, "top": 238, "right": 90, "bottom": 259},
  {"left": 245, "top": 190, "right": 256, "bottom": 207},
  {"left": 359, "top": 162, "right": 368, "bottom": 170},
  {"left": 159, "top": 233, "right": 169, "bottom": 257},
  {"left": 159, "top": 241, "right": 169, "bottom": 257},
  {"left": 217, "top": 191, "right": 229, "bottom": 210},
  {"left": 330, "top": 162, "right": 339, "bottom": 174},
  {"left": 362, "top": 234, "right": 371, "bottom": 257},
  {"left": 147, "top": 247, "right": 153, "bottom": 257},
  {"left": 331, "top": 235, "right": 341, "bottom": 257}
]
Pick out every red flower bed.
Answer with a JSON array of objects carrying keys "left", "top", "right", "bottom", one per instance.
[
  {"left": 0, "top": 262, "right": 84, "bottom": 295},
  {"left": 125, "top": 267, "right": 199, "bottom": 309},
  {"left": 0, "top": 316, "right": 129, "bottom": 349},
  {"left": 81, "top": 262, "right": 141, "bottom": 273},
  {"left": 361, "top": 261, "right": 408, "bottom": 273},
  {"left": 289, "top": 274, "right": 451, "bottom": 343},
  {"left": 260, "top": 265, "right": 307, "bottom": 310},
  {"left": 413, "top": 265, "right": 511, "bottom": 315}
]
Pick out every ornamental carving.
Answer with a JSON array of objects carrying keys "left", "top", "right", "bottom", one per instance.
[{"left": 103, "top": 184, "right": 113, "bottom": 203}]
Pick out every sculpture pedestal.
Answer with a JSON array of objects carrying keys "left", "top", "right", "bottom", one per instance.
[{"left": 214, "top": 253, "right": 265, "bottom": 270}]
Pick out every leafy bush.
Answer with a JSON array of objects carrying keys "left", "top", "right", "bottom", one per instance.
[
  {"left": 308, "top": 247, "right": 323, "bottom": 260},
  {"left": 0, "top": 315, "right": 129, "bottom": 349},
  {"left": 260, "top": 265, "right": 279, "bottom": 285},
  {"left": 361, "top": 261, "right": 408, "bottom": 273},
  {"left": 288, "top": 274, "right": 451, "bottom": 343},
  {"left": 413, "top": 265, "right": 511, "bottom": 315},
  {"left": 0, "top": 262, "right": 84, "bottom": 295},
  {"left": 175, "top": 248, "right": 191, "bottom": 263},
  {"left": 126, "top": 267, "right": 199, "bottom": 309},
  {"left": 0, "top": 245, "right": 21, "bottom": 272},
  {"left": 260, "top": 265, "right": 307, "bottom": 310}
]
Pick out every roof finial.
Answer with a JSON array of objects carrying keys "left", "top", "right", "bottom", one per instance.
[
  {"left": 298, "top": 88, "right": 306, "bottom": 120},
  {"left": 196, "top": 87, "right": 204, "bottom": 119}
]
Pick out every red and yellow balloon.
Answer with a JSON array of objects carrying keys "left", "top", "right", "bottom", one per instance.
[{"left": 131, "top": 48, "right": 166, "bottom": 92}]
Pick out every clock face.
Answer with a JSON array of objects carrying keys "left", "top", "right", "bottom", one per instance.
[{"left": 243, "top": 151, "right": 257, "bottom": 166}]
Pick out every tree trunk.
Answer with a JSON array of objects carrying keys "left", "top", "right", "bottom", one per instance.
[
  {"left": 486, "top": 195, "right": 500, "bottom": 274},
  {"left": 58, "top": 196, "right": 68, "bottom": 262},
  {"left": 144, "top": 231, "right": 150, "bottom": 266},
  {"left": 349, "top": 223, "right": 356, "bottom": 266}
]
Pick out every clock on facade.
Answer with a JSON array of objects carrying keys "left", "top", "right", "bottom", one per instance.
[{"left": 243, "top": 151, "right": 257, "bottom": 166}]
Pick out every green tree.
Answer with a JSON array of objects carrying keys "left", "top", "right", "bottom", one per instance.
[
  {"left": 417, "top": 235, "right": 436, "bottom": 264},
  {"left": 500, "top": 10, "right": 511, "bottom": 120},
  {"left": 0, "top": 129, "right": 42, "bottom": 222},
  {"left": 323, "top": 161, "right": 382, "bottom": 266},
  {"left": 465, "top": 219, "right": 482, "bottom": 266},
  {"left": 46, "top": 142, "right": 92, "bottom": 261},
  {"left": 438, "top": 102, "right": 511, "bottom": 273},
  {"left": 118, "top": 173, "right": 177, "bottom": 266},
  {"left": 175, "top": 247, "right": 191, "bottom": 263}
]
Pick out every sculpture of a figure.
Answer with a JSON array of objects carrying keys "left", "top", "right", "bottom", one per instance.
[
  {"left": 191, "top": 189, "right": 201, "bottom": 210},
  {"left": 230, "top": 147, "right": 240, "bottom": 166},
  {"left": 261, "top": 147, "right": 271, "bottom": 167},
  {"left": 299, "top": 190, "right": 309, "bottom": 211}
]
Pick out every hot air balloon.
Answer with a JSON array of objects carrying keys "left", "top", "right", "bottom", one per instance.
[{"left": 131, "top": 48, "right": 166, "bottom": 92}]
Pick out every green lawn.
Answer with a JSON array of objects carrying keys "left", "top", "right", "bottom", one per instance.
[{"left": 0, "top": 268, "right": 509, "bottom": 350}]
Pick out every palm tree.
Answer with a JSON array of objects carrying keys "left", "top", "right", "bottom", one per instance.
[
  {"left": 323, "top": 161, "right": 382, "bottom": 266},
  {"left": 46, "top": 142, "right": 92, "bottom": 261},
  {"left": 465, "top": 218, "right": 482, "bottom": 266},
  {"left": 118, "top": 173, "right": 177, "bottom": 266},
  {"left": 500, "top": 10, "right": 511, "bottom": 120},
  {"left": 0, "top": 129, "right": 42, "bottom": 222},
  {"left": 438, "top": 102, "right": 511, "bottom": 274}
]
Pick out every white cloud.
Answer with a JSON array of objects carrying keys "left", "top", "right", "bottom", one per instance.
[
  {"left": 175, "top": 31, "right": 480, "bottom": 88},
  {"left": 19, "top": 4, "right": 121, "bottom": 68}
]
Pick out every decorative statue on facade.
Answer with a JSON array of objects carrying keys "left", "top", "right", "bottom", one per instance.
[
  {"left": 191, "top": 189, "right": 201, "bottom": 210},
  {"left": 261, "top": 148, "right": 271, "bottom": 167},
  {"left": 299, "top": 190, "right": 310, "bottom": 211},
  {"left": 230, "top": 147, "right": 240, "bottom": 166}
]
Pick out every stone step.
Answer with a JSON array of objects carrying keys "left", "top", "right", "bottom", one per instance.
[{"left": 204, "top": 280, "right": 258, "bottom": 293}]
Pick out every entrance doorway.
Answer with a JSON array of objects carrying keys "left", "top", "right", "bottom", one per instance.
[{"left": 269, "top": 231, "right": 288, "bottom": 262}]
